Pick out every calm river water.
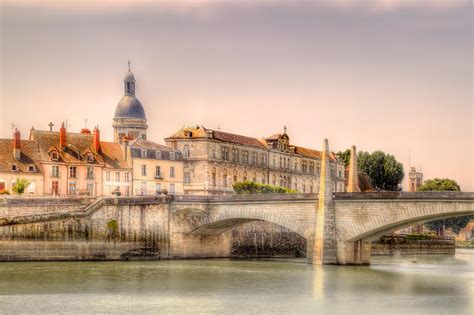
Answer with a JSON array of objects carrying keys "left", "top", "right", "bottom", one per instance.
[{"left": 0, "top": 250, "right": 473, "bottom": 314}]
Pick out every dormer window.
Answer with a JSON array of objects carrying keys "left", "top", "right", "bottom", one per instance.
[
  {"left": 28, "top": 165, "right": 35, "bottom": 172},
  {"left": 141, "top": 149, "right": 147, "bottom": 158},
  {"left": 50, "top": 151, "right": 59, "bottom": 161},
  {"left": 11, "top": 164, "right": 18, "bottom": 172},
  {"left": 86, "top": 153, "right": 94, "bottom": 163}
]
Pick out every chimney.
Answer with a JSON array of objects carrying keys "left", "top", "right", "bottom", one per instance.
[
  {"left": 13, "top": 128, "right": 21, "bottom": 160},
  {"left": 121, "top": 136, "right": 129, "bottom": 161},
  {"left": 93, "top": 126, "right": 100, "bottom": 153},
  {"left": 59, "top": 122, "right": 67, "bottom": 150}
]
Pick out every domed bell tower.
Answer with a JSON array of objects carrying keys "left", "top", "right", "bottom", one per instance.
[{"left": 113, "top": 61, "right": 148, "bottom": 143}]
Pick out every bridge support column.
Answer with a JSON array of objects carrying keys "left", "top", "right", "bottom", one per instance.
[
  {"left": 336, "top": 240, "right": 371, "bottom": 265},
  {"left": 312, "top": 139, "right": 337, "bottom": 265}
]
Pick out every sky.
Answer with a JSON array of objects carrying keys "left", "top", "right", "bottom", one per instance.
[{"left": 1, "top": 0, "right": 473, "bottom": 191}]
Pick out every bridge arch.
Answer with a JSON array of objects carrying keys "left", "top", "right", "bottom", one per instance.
[{"left": 335, "top": 200, "right": 474, "bottom": 242}]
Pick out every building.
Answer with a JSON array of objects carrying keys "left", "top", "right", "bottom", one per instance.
[
  {"left": 128, "top": 139, "right": 184, "bottom": 195},
  {"left": 113, "top": 61, "right": 148, "bottom": 143},
  {"left": 0, "top": 129, "right": 44, "bottom": 195},
  {"left": 29, "top": 125, "right": 131, "bottom": 197},
  {"left": 408, "top": 167, "right": 423, "bottom": 192},
  {"left": 165, "top": 125, "right": 346, "bottom": 195}
]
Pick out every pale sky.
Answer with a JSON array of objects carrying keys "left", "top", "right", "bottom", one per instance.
[{"left": 1, "top": 0, "right": 473, "bottom": 191}]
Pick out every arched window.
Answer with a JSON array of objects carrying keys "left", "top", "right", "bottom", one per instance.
[
  {"left": 233, "top": 170, "right": 238, "bottom": 183},
  {"left": 183, "top": 144, "right": 190, "bottom": 158},
  {"left": 310, "top": 180, "right": 314, "bottom": 193},
  {"left": 294, "top": 178, "right": 298, "bottom": 191},
  {"left": 272, "top": 175, "right": 276, "bottom": 186},
  {"left": 212, "top": 167, "right": 217, "bottom": 187},
  {"left": 252, "top": 172, "right": 257, "bottom": 182},
  {"left": 223, "top": 169, "right": 228, "bottom": 187},
  {"left": 261, "top": 173, "right": 266, "bottom": 184},
  {"left": 279, "top": 175, "right": 283, "bottom": 187},
  {"left": 243, "top": 171, "right": 247, "bottom": 181},
  {"left": 302, "top": 180, "right": 306, "bottom": 193}
]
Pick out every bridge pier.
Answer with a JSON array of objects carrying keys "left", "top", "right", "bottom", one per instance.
[{"left": 336, "top": 240, "right": 371, "bottom": 265}]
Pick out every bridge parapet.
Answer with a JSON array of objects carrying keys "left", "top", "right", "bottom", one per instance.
[
  {"left": 171, "top": 193, "right": 318, "bottom": 203},
  {"left": 335, "top": 191, "right": 474, "bottom": 200}
]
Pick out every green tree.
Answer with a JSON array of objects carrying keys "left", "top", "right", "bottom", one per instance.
[
  {"left": 419, "top": 179, "right": 471, "bottom": 234},
  {"left": 357, "top": 151, "right": 404, "bottom": 191},
  {"left": 233, "top": 181, "right": 297, "bottom": 194},
  {"left": 12, "top": 178, "right": 30, "bottom": 196},
  {"left": 336, "top": 149, "right": 351, "bottom": 167}
]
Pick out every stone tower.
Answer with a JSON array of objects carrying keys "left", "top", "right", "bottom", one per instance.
[
  {"left": 113, "top": 61, "right": 148, "bottom": 143},
  {"left": 408, "top": 167, "right": 423, "bottom": 192},
  {"left": 347, "top": 145, "right": 360, "bottom": 192}
]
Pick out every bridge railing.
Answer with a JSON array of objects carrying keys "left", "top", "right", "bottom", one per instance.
[
  {"left": 335, "top": 191, "right": 474, "bottom": 200},
  {"left": 171, "top": 193, "right": 318, "bottom": 203}
]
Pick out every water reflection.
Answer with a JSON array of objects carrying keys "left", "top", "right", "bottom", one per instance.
[{"left": 0, "top": 251, "right": 472, "bottom": 314}]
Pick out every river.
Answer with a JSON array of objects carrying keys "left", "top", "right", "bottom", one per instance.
[{"left": 0, "top": 250, "right": 472, "bottom": 314}]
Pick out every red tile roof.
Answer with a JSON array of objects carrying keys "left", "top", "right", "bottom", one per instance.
[{"left": 0, "top": 139, "right": 43, "bottom": 174}]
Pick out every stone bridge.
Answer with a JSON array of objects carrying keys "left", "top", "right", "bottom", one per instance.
[{"left": 0, "top": 140, "right": 472, "bottom": 264}]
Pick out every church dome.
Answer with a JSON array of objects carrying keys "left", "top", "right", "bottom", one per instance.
[{"left": 114, "top": 95, "right": 146, "bottom": 119}]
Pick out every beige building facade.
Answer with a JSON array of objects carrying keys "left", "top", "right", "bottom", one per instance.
[
  {"left": 129, "top": 139, "right": 184, "bottom": 195},
  {"left": 165, "top": 126, "right": 346, "bottom": 195}
]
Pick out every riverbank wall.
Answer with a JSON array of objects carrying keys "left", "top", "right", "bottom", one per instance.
[{"left": 371, "top": 235, "right": 455, "bottom": 255}]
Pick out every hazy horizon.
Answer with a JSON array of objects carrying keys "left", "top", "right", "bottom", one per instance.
[{"left": 1, "top": 0, "right": 472, "bottom": 190}]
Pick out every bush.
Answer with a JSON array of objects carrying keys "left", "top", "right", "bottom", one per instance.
[
  {"left": 12, "top": 178, "right": 30, "bottom": 196},
  {"left": 0, "top": 189, "right": 10, "bottom": 195},
  {"left": 233, "top": 181, "right": 297, "bottom": 194}
]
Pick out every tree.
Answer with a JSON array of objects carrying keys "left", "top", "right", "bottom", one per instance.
[
  {"left": 336, "top": 149, "right": 351, "bottom": 167},
  {"left": 418, "top": 178, "right": 460, "bottom": 192},
  {"left": 357, "top": 150, "right": 404, "bottom": 191},
  {"left": 233, "top": 181, "right": 297, "bottom": 194},
  {"left": 419, "top": 179, "right": 471, "bottom": 234},
  {"left": 12, "top": 178, "right": 30, "bottom": 196}
]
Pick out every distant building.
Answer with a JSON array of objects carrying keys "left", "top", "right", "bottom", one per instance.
[
  {"left": 128, "top": 139, "right": 184, "bottom": 195},
  {"left": 29, "top": 125, "right": 131, "bottom": 197},
  {"left": 113, "top": 62, "right": 148, "bottom": 143},
  {"left": 408, "top": 167, "right": 423, "bottom": 192},
  {"left": 0, "top": 129, "right": 43, "bottom": 195},
  {"left": 165, "top": 126, "right": 346, "bottom": 195}
]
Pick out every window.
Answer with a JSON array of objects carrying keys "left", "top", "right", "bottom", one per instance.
[
  {"left": 183, "top": 145, "right": 190, "bottom": 158},
  {"left": 338, "top": 169, "right": 342, "bottom": 178},
  {"left": 169, "top": 183, "right": 175, "bottom": 194},
  {"left": 279, "top": 157, "right": 282, "bottom": 168},
  {"left": 261, "top": 154, "right": 267, "bottom": 166},
  {"left": 155, "top": 183, "right": 161, "bottom": 195},
  {"left": 28, "top": 181, "right": 36, "bottom": 195},
  {"left": 221, "top": 147, "right": 229, "bottom": 161},
  {"left": 115, "top": 172, "right": 120, "bottom": 182},
  {"left": 51, "top": 180, "right": 59, "bottom": 195},
  {"left": 301, "top": 161, "right": 308, "bottom": 173},
  {"left": 309, "top": 162, "right": 315, "bottom": 173},
  {"left": 212, "top": 167, "right": 217, "bottom": 187},
  {"left": 294, "top": 179, "right": 298, "bottom": 191},
  {"left": 223, "top": 169, "right": 227, "bottom": 187},
  {"left": 86, "top": 153, "right": 94, "bottom": 163},
  {"left": 141, "top": 149, "right": 147, "bottom": 158},
  {"left": 294, "top": 161, "right": 298, "bottom": 170},
  {"left": 211, "top": 147, "right": 217, "bottom": 159},
  {"left": 69, "top": 166, "right": 77, "bottom": 178},
  {"left": 140, "top": 182, "right": 147, "bottom": 195},
  {"left": 302, "top": 180, "right": 306, "bottom": 193},
  {"left": 28, "top": 165, "right": 35, "bottom": 172},
  {"left": 170, "top": 166, "right": 175, "bottom": 178},
  {"left": 184, "top": 172, "right": 191, "bottom": 184},
  {"left": 155, "top": 166, "right": 161, "bottom": 178},
  {"left": 252, "top": 172, "right": 257, "bottom": 182},
  {"left": 11, "top": 164, "right": 18, "bottom": 171},
  {"left": 232, "top": 148, "right": 239, "bottom": 162},
  {"left": 272, "top": 157, "right": 276, "bottom": 167},
  {"left": 170, "top": 152, "right": 175, "bottom": 160},
  {"left": 272, "top": 175, "right": 276, "bottom": 186},
  {"left": 243, "top": 171, "right": 247, "bottom": 181},
  {"left": 261, "top": 174, "right": 266, "bottom": 184},
  {"left": 125, "top": 186, "right": 130, "bottom": 196},
  {"left": 87, "top": 182, "right": 94, "bottom": 195},
  {"left": 51, "top": 151, "right": 59, "bottom": 161},
  {"left": 310, "top": 181, "right": 314, "bottom": 193},
  {"left": 106, "top": 170, "right": 110, "bottom": 181},
  {"left": 87, "top": 166, "right": 94, "bottom": 179},
  {"left": 233, "top": 170, "right": 238, "bottom": 183},
  {"left": 251, "top": 152, "right": 257, "bottom": 164},
  {"left": 155, "top": 151, "right": 161, "bottom": 159},
  {"left": 316, "top": 163, "right": 321, "bottom": 174},
  {"left": 141, "top": 165, "right": 147, "bottom": 176},
  {"left": 68, "top": 181, "right": 77, "bottom": 195},
  {"left": 242, "top": 151, "right": 249, "bottom": 163},
  {"left": 125, "top": 172, "right": 130, "bottom": 182}
]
